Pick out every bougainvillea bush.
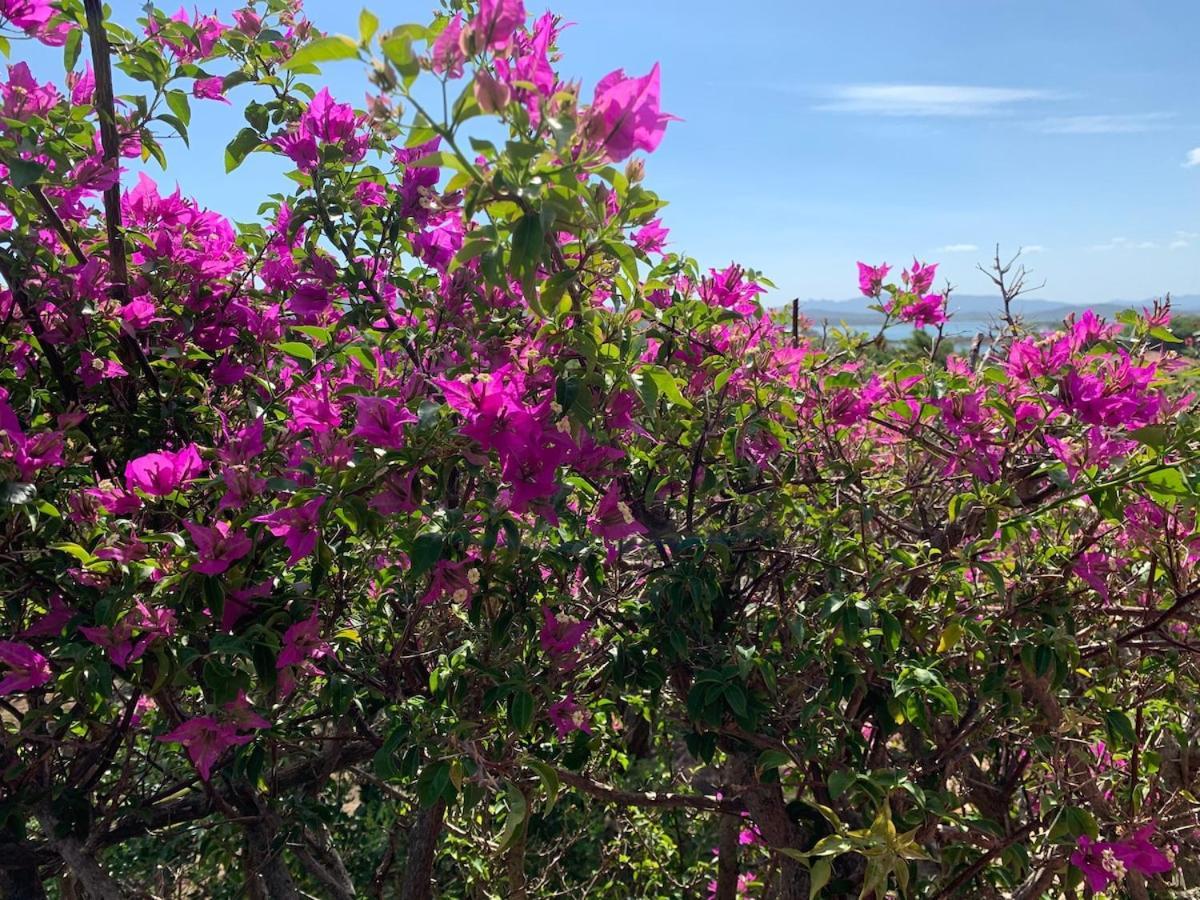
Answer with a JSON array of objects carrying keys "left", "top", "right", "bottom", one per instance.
[{"left": 1, "top": 1, "right": 1199, "bottom": 897}]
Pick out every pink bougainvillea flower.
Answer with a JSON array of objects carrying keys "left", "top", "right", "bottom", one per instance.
[
  {"left": 272, "top": 88, "right": 367, "bottom": 173},
  {"left": 430, "top": 13, "right": 465, "bottom": 77},
  {"left": 276, "top": 609, "right": 331, "bottom": 669},
  {"left": 287, "top": 283, "right": 331, "bottom": 317},
  {"left": 355, "top": 180, "right": 387, "bottom": 207},
  {"left": 1, "top": 62, "right": 61, "bottom": 120},
  {"left": 897, "top": 293, "right": 947, "bottom": 329},
  {"left": 1, "top": 0, "right": 55, "bottom": 35},
  {"left": 275, "top": 609, "right": 331, "bottom": 696},
  {"left": 232, "top": 7, "right": 260, "bottom": 35},
  {"left": 583, "top": 63, "right": 676, "bottom": 163},
  {"left": 548, "top": 692, "right": 592, "bottom": 738},
  {"left": 420, "top": 560, "right": 477, "bottom": 606},
  {"left": 157, "top": 716, "right": 255, "bottom": 781},
  {"left": 130, "top": 695, "right": 156, "bottom": 728},
  {"left": 902, "top": 259, "right": 938, "bottom": 294},
  {"left": 81, "top": 602, "right": 175, "bottom": 669},
  {"left": 20, "top": 595, "right": 73, "bottom": 638},
  {"left": 633, "top": 219, "right": 669, "bottom": 255},
  {"left": 67, "top": 62, "right": 95, "bottom": 106},
  {"left": 1073, "top": 551, "right": 1123, "bottom": 602},
  {"left": 473, "top": 69, "right": 512, "bottom": 114},
  {"left": 856, "top": 262, "right": 890, "bottom": 298},
  {"left": 0, "top": 641, "right": 51, "bottom": 694},
  {"left": 1070, "top": 826, "right": 1173, "bottom": 893},
  {"left": 192, "top": 75, "right": 228, "bottom": 103},
  {"left": 706, "top": 872, "right": 757, "bottom": 900},
  {"left": 539, "top": 606, "right": 591, "bottom": 667},
  {"left": 223, "top": 581, "right": 272, "bottom": 632},
  {"left": 351, "top": 396, "right": 417, "bottom": 450},
  {"left": 253, "top": 497, "right": 325, "bottom": 564},
  {"left": 124, "top": 444, "right": 205, "bottom": 496},
  {"left": 587, "top": 483, "right": 647, "bottom": 540},
  {"left": 272, "top": 127, "right": 318, "bottom": 172},
  {"left": 223, "top": 691, "right": 271, "bottom": 730},
  {"left": 470, "top": 0, "right": 524, "bottom": 50},
  {"left": 184, "top": 520, "right": 252, "bottom": 575}
]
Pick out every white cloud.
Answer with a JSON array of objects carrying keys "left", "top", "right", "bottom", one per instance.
[
  {"left": 1036, "top": 112, "right": 1173, "bottom": 134},
  {"left": 1185, "top": 148, "right": 1200, "bottom": 167},
  {"left": 1170, "top": 230, "right": 1199, "bottom": 250},
  {"left": 817, "top": 84, "right": 1054, "bottom": 117},
  {"left": 1088, "top": 237, "right": 1159, "bottom": 252},
  {"left": 938, "top": 243, "right": 978, "bottom": 253},
  {"left": 1021, "top": 245, "right": 1047, "bottom": 254}
]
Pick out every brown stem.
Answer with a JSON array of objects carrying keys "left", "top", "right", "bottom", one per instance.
[
  {"left": 714, "top": 810, "right": 741, "bottom": 900},
  {"left": 551, "top": 766, "right": 743, "bottom": 815},
  {"left": 244, "top": 822, "right": 300, "bottom": 900},
  {"left": 929, "top": 820, "right": 1036, "bottom": 899},
  {"left": 730, "top": 753, "right": 808, "bottom": 900},
  {"left": 81, "top": 0, "right": 159, "bottom": 397},
  {"left": 35, "top": 806, "right": 125, "bottom": 900},
  {"left": 398, "top": 799, "right": 445, "bottom": 900},
  {"left": 294, "top": 826, "right": 354, "bottom": 900},
  {"left": 504, "top": 806, "right": 528, "bottom": 900}
]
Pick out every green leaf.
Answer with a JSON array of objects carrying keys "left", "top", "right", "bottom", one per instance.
[
  {"left": 807, "top": 834, "right": 856, "bottom": 857},
  {"left": 724, "top": 683, "right": 748, "bottom": 718},
  {"left": 380, "top": 33, "right": 418, "bottom": 78},
  {"left": 224, "top": 127, "right": 262, "bottom": 173},
  {"left": 809, "top": 858, "right": 832, "bottom": 899},
  {"left": 756, "top": 749, "right": 792, "bottom": 773},
  {"left": 508, "top": 689, "right": 534, "bottom": 733},
  {"left": 8, "top": 158, "right": 47, "bottom": 189},
  {"left": 643, "top": 366, "right": 693, "bottom": 409},
  {"left": 1105, "top": 709, "right": 1137, "bottom": 748},
  {"left": 283, "top": 35, "right": 360, "bottom": 70},
  {"left": 527, "top": 759, "right": 560, "bottom": 815},
  {"left": 52, "top": 542, "right": 95, "bottom": 564},
  {"left": 358, "top": 9, "right": 380, "bottom": 45},
  {"left": 827, "top": 769, "right": 855, "bottom": 801},
  {"left": 409, "top": 532, "right": 443, "bottom": 579},
  {"left": 510, "top": 213, "right": 544, "bottom": 276},
  {"left": 62, "top": 29, "right": 81, "bottom": 71},
  {"left": 1130, "top": 425, "right": 1168, "bottom": 450},
  {"left": 936, "top": 620, "right": 963, "bottom": 654},
  {"left": 496, "top": 782, "right": 528, "bottom": 852},
  {"left": 165, "top": 89, "right": 191, "bottom": 126},
  {"left": 416, "top": 760, "right": 452, "bottom": 807},
  {"left": 273, "top": 341, "right": 314, "bottom": 362}
]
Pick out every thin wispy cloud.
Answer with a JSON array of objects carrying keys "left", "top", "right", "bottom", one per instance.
[
  {"left": 938, "top": 243, "right": 979, "bottom": 253},
  {"left": 816, "top": 84, "right": 1055, "bottom": 117},
  {"left": 1021, "top": 245, "right": 1047, "bottom": 254},
  {"left": 1036, "top": 113, "right": 1174, "bottom": 134},
  {"left": 1169, "top": 230, "right": 1199, "bottom": 250},
  {"left": 1185, "top": 148, "right": 1200, "bottom": 168},
  {"left": 1088, "top": 237, "right": 1159, "bottom": 252}
]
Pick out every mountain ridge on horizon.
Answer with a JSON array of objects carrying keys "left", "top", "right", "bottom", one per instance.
[{"left": 791, "top": 293, "right": 1200, "bottom": 326}]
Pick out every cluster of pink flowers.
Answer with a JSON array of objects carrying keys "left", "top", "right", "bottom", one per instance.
[
  {"left": 1071, "top": 826, "right": 1173, "bottom": 893},
  {"left": 157, "top": 693, "right": 270, "bottom": 780},
  {"left": 273, "top": 88, "right": 369, "bottom": 173},
  {"left": 0, "top": 2, "right": 1193, "bottom": 889}
]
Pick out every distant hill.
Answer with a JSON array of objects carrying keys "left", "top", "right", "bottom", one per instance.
[{"left": 792, "top": 294, "right": 1200, "bottom": 333}]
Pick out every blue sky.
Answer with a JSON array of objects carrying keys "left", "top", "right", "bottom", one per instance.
[{"left": 14, "top": 0, "right": 1200, "bottom": 303}]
